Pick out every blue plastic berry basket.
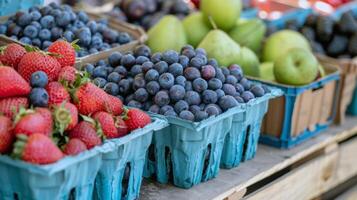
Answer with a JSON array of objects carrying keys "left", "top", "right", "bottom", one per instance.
[
  {"left": 265, "top": 8, "right": 313, "bottom": 30},
  {"left": 241, "top": 8, "right": 259, "bottom": 19},
  {"left": 0, "top": 0, "right": 43, "bottom": 16},
  {"left": 257, "top": 65, "right": 340, "bottom": 149},
  {"left": 144, "top": 106, "right": 243, "bottom": 189},
  {"left": 220, "top": 87, "right": 282, "bottom": 169}
]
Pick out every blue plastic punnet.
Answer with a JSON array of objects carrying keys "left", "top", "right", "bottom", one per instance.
[{"left": 0, "top": 0, "right": 44, "bottom": 16}]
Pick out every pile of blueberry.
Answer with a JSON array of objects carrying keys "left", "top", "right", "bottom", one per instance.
[
  {"left": 82, "top": 45, "right": 270, "bottom": 122},
  {"left": 0, "top": 2, "right": 133, "bottom": 57}
]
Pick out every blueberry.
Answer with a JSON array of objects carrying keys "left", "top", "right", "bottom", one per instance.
[
  {"left": 219, "top": 95, "right": 239, "bottom": 111},
  {"left": 136, "top": 56, "right": 149, "bottom": 65},
  {"left": 164, "top": 110, "right": 178, "bottom": 117},
  {"left": 125, "top": 94, "right": 134, "bottom": 104},
  {"left": 100, "top": 43, "right": 111, "bottom": 51},
  {"left": 49, "top": 2, "right": 60, "bottom": 9},
  {"left": 179, "top": 55, "right": 189, "bottom": 68},
  {"left": 262, "top": 85, "right": 271, "bottom": 93},
  {"left": 89, "top": 48, "right": 99, "bottom": 54},
  {"left": 222, "top": 68, "right": 230, "bottom": 76},
  {"left": 134, "top": 88, "right": 149, "bottom": 102},
  {"left": 185, "top": 91, "right": 201, "bottom": 105},
  {"left": 77, "top": 11, "right": 89, "bottom": 23},
  {"left": 189, "top": 105, "right": 201, "bottom": 114},
  {"left": 89, "top": 36, "right": 102, "bottom": 49},
  {"left": 127, "top": 100, "right": 142, "bottom": 109},
  {"left": 63, "top": 30, "right": 75, "bottom": 42},
  {"left": 208, "top": 78, "right": 222, "bottom": 90},
  {"left": 235, "top": 84, "right": 244, "bottom": 94},
  {"left": 229, "top": 64, "right": 243, "bottom": 80},
  {"left": 169, "top": 85, "right": 186, "bottom": 102},
  {"left": 250, "top": 85, "right": 265, "bottom": 97},
  {"left": 241, "top": 91, "right": 255, "bottom": 102},
  {"left": 40, "top": 15, "right": 55, "bottom": 29},
  {"left": 195, "top": 111, "right": 208, "bottom": 122},
  {"left": 145, "top": 69, "right": 159, "bottom": 81},
  {"left": 87, "top": 21, "right": 97, "bottom": 33},
  {"left": 114, "top": 66, "right": 127, "bottom": 78},
  {"left": 190, "top": 56, "right": 204, "bottom": 69},
  {"left": 239, "top": 78, "right": 251, "bottom": 90},
  {"left": 56, "top": 11, "right": 71, "bottom": 27},
  {"left": 226, "top": 75, "right": 237, "bottom": 85},
  {"left": 92, "top": 66, "right": 107, "bottom": 78},
  {"left": 31, "top": 38, "right": 41, "bottom": 47},
  {"left": 76, "top": 27, "right": 91, "bottom": 46},
  {"left": 133, "top": 74, "right": 146, "bottom": 90},
  {"left": 103, "top": 28, "right": 118, "bottom": 43},
  {"left": 39, "top": 29, "right": 51, "bottom": 41},
  {"left": 234, "top": 95, "right": 244, "bottom": 103},
  {"left": 154, "top": 91, "right": 170, "bottom": 106},
  {"left": 181, "top": 45, "right": 194, "bottom": 52},
  {"left": 146, "top": 81, "right": 160, "bottom": 95},
  {"left": 50, "top": 27, "right": 62, "bottom": 40},
  {"left": 151, "top": 52, "right": 162, "bottom": 63},
  {"left": 207, "top": 58, "right": 218, "bottom": 68},
  {"left": 216, "top": 89, "right": 225, "bottom": 99},
  {"left": 17, "top": 13, "right": 32, "bottom": 27},
  {"left": 77, "top": 50, "right": 88, "bottom": 57},
  {"left": 201, "top": 65, "right": 216, "bottom": 80},
  {"left": 142, "top": 61, "right": 154, "bottom": 72},
  {"left": 8, "top": 24, "right": 22, "bottom": 36},
  {"left": 30, "top": 71, "right": 48, "bottom": 88},
  {"left": 107, "top": 72, "right": 121, "bottom": 83},
  {"left": 181, "top": 48, "right": 195, "bottom": 59},
  {"left": 205, "top": 104, "right": 222, "bottom": 116},
  {"left": 195, "top": 48, "right": 206, "bottom": 56},
  {"left": 168, "top": 63, "right": 183, "bottom": 77},
  {"left": 184, "top": 67, "right": 201, "bottom": 80},
  {"left": 193, "top": 78, "right": 208, "bottom": 93},
  {"left": 119, "top": 79, "right": 131, "bottom": 94},
  {"left": 19, "top": 37, "right": 32, "bottom": 45},
  {"left": 223, "top": 84, "right": 236, "bottom": 96},
  {"left": 179, "top": 110, "right": 194, "bottom": 121},
  {"left": 97, "top": 60, "right": 106, "bottom": 66},
  {"left": 159, "top": 73, "right": 175, "bottom": 89},
  {"left": 149, "top": 105, "right": 160, "bottom": 113},
  {"left": 196, "top": 54, "right": 207, "bottom": 65},
  {"left": 175, "top": 76, "right": 186, "bottom": 86},
  {"left": 30, "top": 11, "right": 42, "bottom": 21},
  {"left": 134, "top": 45, "right": 151, "bottom": 57},
  {"left": 202, "top": 90, "right": 218, "bottom": 104},
  {"left": 154, "top": 61, "right": 168, "bottom": 74},
  {"left": 29, "top": 88, "right": 49, "bottom": 107},
  {"left": 0, "top": 25, "right": 7, "bottom": 34},
  {"left": 162, "top": 50, "right": 179, "bottom": 64},
  {"left": 73, "top": 20, "right": 85, "bottom": 29},
  {"left": 120, "top": 54, "right": 136, "bottom": 68},
  {"left": 93, "top": 77, "right": 107, "bottom": 88},
  {"left": 130, "top": 65, "right": 143, "bottom": 76},
  {"left": 40, "top": 6, "right": 52, "bottom": 16},
  {"left": 215, "top": 68, "right": 226, "bottom": 82},
  {"left": 117, "top": 32, "right": 131, "bottom": 44},
  {"left": 104, "top": 82, "right": 119, "bottom": 95},
  {"left": 160, "top": 105, "right": 174, "bottom": 115},
  {"left": 174, "top": 100, "right": 189, "bottom": 113},
  {"left": 83, "top": 63, "right": 95, "bottom": 75}
]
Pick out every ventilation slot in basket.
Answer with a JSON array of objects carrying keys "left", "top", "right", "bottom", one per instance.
[
  {"left": 148, "top": 144, "right": 156, "bottom": 162},
  {"left": 165, "top": 146, "right": 173, "bottom": 182},
  {"left": 242, "top": 125, "right": 251, "bottom": 161},
  {"left": 202, "top": 144, "right": 212, "bottom": 178},
  {"left": 121, "top": 163, "right": 131, "bottom": 198}
]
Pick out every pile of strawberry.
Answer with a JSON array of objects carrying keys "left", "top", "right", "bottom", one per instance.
[{"left": 0, "top": 41, "right": 151, "bottom": 165}]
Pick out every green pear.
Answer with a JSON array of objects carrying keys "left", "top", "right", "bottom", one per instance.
[
  {"left": 201, "top": 0, "right": 242, "bottom": 31},
  {"left": 234, "top": 47, "right": 260, "bottom": 77},
  {"left": 263, "top": 30, "right": 311, "bottom": 62},
  {"left": 198, "top": 29, "right": 241, "bottom": 67},
  {"left": 147, "top": 15, "right": 187, "bottom": 53},
  {"left": 229, "top": 19, "right": 266, "bottom": 55},
  {"left": 183, "top": 12, "right": 211, "bottom": 47},
  {"left": 259, "top": 62, "right": 276, "bottom": 81}
]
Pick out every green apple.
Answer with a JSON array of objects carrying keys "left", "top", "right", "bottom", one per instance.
[
  {"left": 201, "top": 0, "right": 242, "bottom": 31},
  {"left": 183, "top": 12, "right": 211, "bottom": 47},
  {"left": 263, "top": 30, "right": 311, "bottom": 62},
  {"left": 259, "top": 62, "right": 276, "bottom": 81},
  {"left": 274, "top": 48, "right": 319, "bottom": 85},
  {"left": 234, "top": 47, "right": 260, "bottom": 77}
]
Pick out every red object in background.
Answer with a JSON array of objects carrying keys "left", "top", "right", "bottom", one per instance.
[{"left": 191, "top": 0, "right": 200, "bottom": 8}]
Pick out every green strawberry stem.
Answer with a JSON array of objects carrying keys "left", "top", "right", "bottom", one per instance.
[
  {"left": 121, "top": 107, "right": 130, "bottom": 121},
  {"left": 53, "top": 102, "right": 71, "bottom": 134},
  {"left": 13, "top": 107, "right": 34, "bottom": 125},
  {"left": 11, "top": 134, "right": 28, "bottom": 159},
  {"left": 71, "top": 39, "right": 81, "bottom": 52}
]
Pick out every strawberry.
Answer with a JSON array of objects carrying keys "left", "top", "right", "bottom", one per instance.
[
  {"left": 18, "top": 52, "right": 61, "bottom": 82},
  {"left": 115, "top": 116, "right": 128, "bottom": 137},
  {"left": 35, "top": 108, "right": 53, "bottom": 136},
  {"left": 0, "top": 66, "right": 31, "bottom": 98},
  {"left": 58, "top": 66, "right": 77, "bottom": 85},
  {"left": 69, "top": 121, "right": 102, "bottom": 149},
  {"left": 93, "top": 111, "right": 120, "bottom": 139},
  {"left": 13, "top": 134, "right": 63, "bottom": 164},
  {"left": 48, "top": 40, "right": 78, "bottom": 68},
  {"left": 63, "top": 138, "right": 87, "bottom": 156},
  {"left": 0, "top": 43, "right": 26, "bottom": 69},
  {"left": 123, "top": 108, "right": 151, "bottom": 131},
  {"left": 105, "top": 95, "right": 123, "bottom": 115},
  {"left": 46, "top": 82, "right": 70, "bottom": 105},
  {"left": 0, "top": 116, "right": 14, "bottom": 153},
  {"left": 53, "top": 102, "right": 78, "bottom": 133},
  {"left": 13, "top": 108, "right": 49, "bottom": 136},
  {"left": 0, "top": 97, "right": 29, "bottom": 119}
]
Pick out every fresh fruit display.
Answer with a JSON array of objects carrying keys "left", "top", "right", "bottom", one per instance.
[
  {"left": 82, "top": 44, "right": 271, "bottom": 122},
  {"left": 0, "top": 41, "right": 151, "bottom": 165},
  {"left": 0, "top": 2, "right": 133, "bottom": 57}
]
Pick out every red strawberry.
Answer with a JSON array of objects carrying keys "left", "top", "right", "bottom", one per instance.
[
  {"left": 53, "top": 102, "right": 78, "bottom": 132},
  {"left": 105, "top": 95, "right": 123, "bottom": 115},
  {"left": 0, "top": 66, "right": 31, "bottom": 98},
  {"left": 63, "top": 138, "right": 87, "bottom": 156},
  {"left": 72, "top": 82, "right": 109, "bottom": 115},
  {"left": 0, "top": 44, "right": 26, "bottom": 69},
  {"left": 35, "top": 108, "right": 53, "bottom": 136},
  {"left": 0, "top": 116, "right": 14, "bottom": 153},
  {"left": 58, "top": 66, "right": 77, "bottom": 85},
  {"left": 13, "top": 134, "right": 63, "bottom": 164},
  {"left": 0, "top": 97, "right": 29, "bottom": 119},
  {"left": 69, "top": 121, "right": 102, "bottom": 149},
  {"left": 18, "top": 52, "right": 61, "bottom": 82},
  {"left": 48, "top": 40, "right": 77, "bottom": 67},
  {"left": 93, "top": 111, "right": 119, "bottom": 139},
  {"left": 13, "top": 109, "right": 49, "bottom": 136},
  {"left": 115, "top": 116, "right": 128, "bottom": 137},
  {"left": 46, "top": 82, "right": 70, "bottom": 105},
  {"left": 124, "top": 108, "right": 151, "bottom": 131}
]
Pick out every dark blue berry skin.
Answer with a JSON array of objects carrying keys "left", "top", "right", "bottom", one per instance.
[
  {"left": 89, "top": 48, "right": 99, "bottom": 54},
  {"left": 250, "top": 85, "right": 265, "bottom": 97},
  {"left": 93, "top": 77, "right": 107, "bottom": 88},
  {"left": 208, "top": 78, "right": 222, "bottom": 90},
  {"left": 174, "top": 100, "right": 189, "bottom": 113},
  {"left": 201, "top": 65, "right": 216, "bottom": 80},
  {"left": 179, "top": 110, "right": 195, "bottom": 121},
  {"left": 241, "top": 91, "right": 255, "bottom": 103},
  {"left": 235, "top": 84, "right": 245, "bottom": 94},
  {"left": 222, "top": 68, "right": 230, "bottom": 76},
  {"left": 125, "top": 94, "right": 134, "bottom": 104},
  {"left": 63, "top": 31, "right": 75, "bottom": 42},
  {"left": 223, "top": 84, "right": 236, "bottom": 96},
  {"left": 154, "top": 61, "right": 168, "bottom": 74},
  {"left": 106, "top": 66, "right": 114, "bottom": 74},
  {"left": 30, "top": 71, "right": 48, "bottom": 88},
  {"left": 42, "top": 41, "right": 52, "bottom": 49},
  {"left": 184, "top": 67, "right": 201, "bottom": 80},
  {"left": 190, "top": 57, "right": 204, "bottom": 69},
  {"left": 234, "top": 95, "right": 245, "bottom": 103},
  {"left": 160, "top": 105, "right": 174, "bottom": 115},
  {"left": 97, "top": 60, "right": 106, "bottom": 66},
  {"left": 196, "top": 54, "right": 207, "bottom": 65},
  {"left": 179, "top": 55, "right": 189, "bottom": 68},
  {"left": 195, "top": 111, "right": 209, "bottom": 122},
  {"left": 175, "top": 76, "right": 186, "bottom": 87},
  {"left": 149, "top": 105, "right": 160, "bottom": 113},
  {"left": 207, "top": 58, "right": 218, "bottom": 68},
  {"left": 239, "top": 78, "right": 251, "bottom": 90},
  {"left": 119, "top": 79, "right": 131, "bottom": 94},
  {"left": 133, "top": 74, "right": 146, "bottom": 90},
  {"left": 40, "top": 15, "right": 55, "bottom": 29},
  {"left": 162, "top": 50, "right": 179, "bottom": 64},
  {"left": 134, "top": 88, "right": 149, "bottom": 102},
  {"left": 91, "top": 36, "right": 103, "bottom": 49},
  {"left": 8, "top": 24, "right": 22, "bottom": 36},
  {"left": 143, "top": 101, "right": 152, "bottom": 111},
  {"left": 185, "top": 81, "right": 193, "bottom": 91},
  {"left": 77, "top": 11, "right": 89, "bottom": 23},
  {"left": 169, "top": 85, "right": 186, "bottom": 102},
  {"left": 181, "top": 45, "right": 194, "bottom": 52},
  {"left": 127, "top": 100, "right": 142, "bottom": 109},
  {"left": 87, "top": 21, "right": 97, "bottom": 33},
  {"left": 19, "top": 37, "right": 32, "bottom": 45},
  {"left": 17, "top": 13, "right": 32, "bottom": 27},
  {"left": 114, "top": 66, "right": 127, "bottom": 78},
  {"left": 142, "top": 61, "right": 154, "bottom": 72},
  {"left": 189, "top": 105, "right": 201, "bottom": 114},
  {"left": 219, "top": 95, "right": 239, "bottom": 111},
  {"left": 216, "top": 89, "right": 225, "bottom": 99},
  {"left": 136, "top": 56, "right": 150, "bottom": 65},
  {"left": 151, "top": 52, "right": 162, "bottom": 63},
  {"left": 107, "top": 72, "right": 121, "bottom": 83},
  {"left": 185, "top": 91, "right": 201, "bottom": 105},
  {"left": 104, "top": 82, "right": 120, "bottom": 96},
  {"left": 76, "top": 27, "right": 91, "bottom": 47},
  {"left": 103, "top": 29, "right": 118, "bottom": 43},
  {"left": 30, "top": 11, "right": 42, "bottom": 21},
  {"left": 215, "top": 68, "right": 226, "bottom": 83},
  {"left": 120, "top": 54, "right": 136, "bottom": 68},
  {"left": 32, "top": 38, "right": 41, "bottom": 47},
  {"left": 24, "top": 25, "right": 38, "bottom": 38},
  {"left": 29, "top": 88, "right": 49, "bottom": 107},
  {"left": 130, "top": 65, "right": 143, "bottom": 76},
  {"left": 39, "top": 29, "right": 51, "bottom": 40},
  {"left": 164, "top": 110, "right": 178, "bottom": 117},
  {"left": 51, "top": 27, "right": 63, "bottom": 40},
  {"left": 154, "top": 91, "right": 170, "bottom": 107},
  {"left": 229, "top": 64, "right": 243, "bottom": 80},
  {"left": 202, "top": 90, "right": 218, "bottom": 104},
  {"left": 181, "top": 48, "right": 195, "bottom": 59},
  {"left": 117, "top": 32, "right": 131, "bottom": 44},
  {"left": 168, "top": 63, "right": 183, "bottom": 77},
  {"left": 205, "top": 104, "right": 222, "bottom": 116},
  {"left": 159, "top": 73, "right": 175, "bottom": 89},
  {"left": 84, "top": 63, "right": 95, "bottom": 75},
  {"left": 92, "top": 66, "right": 108, "bottom": 78},
  {"left": 145, "top": 69, "right": 159, "bottom": 81},
  {"left": 226, "top": 75, "right": 238, "bottom": 85},
  {"left": 56, "top": 12, "right": 71, "bottom": 27},
  {"left": 0, "top": 25, "right": 7, "bottom": 34},
  {"left": 195, "top": 48, "right": 206, "bottom": 56},
  {"left": 193, "top": 78, "right": 208, "bottom": 93},
  {"left": 134, "top": 45, "right": 151, "bottom": 57},
  {"left": 146, "top": 81, "right": 160, "bottom": 95}
]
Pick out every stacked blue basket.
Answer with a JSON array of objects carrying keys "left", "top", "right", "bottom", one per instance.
[{"left": 0, "top": 0, "right": 43, "bottom": 16}]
